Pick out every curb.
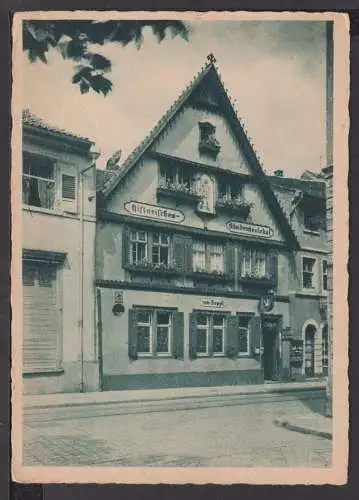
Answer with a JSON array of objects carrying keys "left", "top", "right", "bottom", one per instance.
[
  {"left": 273, "top": 419, "right": 332, "bottom": 440},
  {"left": 24, "top": 387, "right": 326, "bottom": 424}
]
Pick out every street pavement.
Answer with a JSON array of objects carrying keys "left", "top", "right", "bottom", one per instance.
[{"left": 23, "top": 393, "right": 331, "bottom": 467}]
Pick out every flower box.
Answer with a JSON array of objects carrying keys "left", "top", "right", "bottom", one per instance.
[
  {"left": 126, "top": 261, "right": 180, "bottom": 277},
  {"left": 216, "top": 196, "right": 253, "bottom": 217},
  {"left": 190, "top": 269, "right": 233, "bottom": 282},
  {"left": 239, "top": 274, "right": 274, "bottom": 286},
  {"left": 157, "top": 179, "right": 201, "bottom": 203}
]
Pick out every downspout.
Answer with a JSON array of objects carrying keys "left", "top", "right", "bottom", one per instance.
[{"left": 79, "top": 153, "right": 99, "bottom": 393}]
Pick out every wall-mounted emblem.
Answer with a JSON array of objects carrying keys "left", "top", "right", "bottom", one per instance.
[
  {"left": 112, "top": 291, "right": 125, "bottom": 316},
  {"left": 201, "top": 297, "right": 225, "bottom": 309},
  {"left": 226, "top": 220, "right": 274, "bottom": 238},
  {"left": 124, "top": 201, "right": 185, "bottom": 223},
  {"left": 259, "top": 293, "right": 275, "bottom": 313}
]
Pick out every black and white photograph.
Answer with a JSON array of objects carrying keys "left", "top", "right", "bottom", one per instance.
[{"left": 11, "top": 11, "right": 349, "bottom": 484}]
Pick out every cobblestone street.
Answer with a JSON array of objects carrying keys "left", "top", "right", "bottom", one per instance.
[{"left": 23, "top": 395, "right": 331, "bottom": 467}]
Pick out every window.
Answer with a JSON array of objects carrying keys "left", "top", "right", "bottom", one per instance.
[
  {"left": 22, "top": 154, "right": 56, "bottom": 209},
  {"left": 217, "top": 177, "right": 242, "bottom": 200},
  {"left": 62, "top": 174, "right": 76, "bottom": 200},
  {"left": 195, "top": 313, "right": 225, "bottom": 356},
  {"left": 323, "top": 260, "right": 328, "bottom": 291},
  {"left": 152, "top": 233, "right": 169, "bottom": 266},
  {"left": 130, "top": 230, "right": 148, "bottom": 264},
  {"left": 136, "top": 309, "right": 172, "bottom": 356},
  {"left": 159, "top": 163, "right": 194, "bottom": 189},
  {"left": 302, "top": 257, "right": 316, "bottom": 289},
  {"left": 322, "top": 325, "right": 329, "bottom": 375},
  {"left": 193, "top": 240, "right": 224, "bottom": 273},
  {"left": 303, "top": 209, "right": 323, "bottom": 232},
  {"left": 242, "top": 248, "right": 267, "bottom": 278},
  {"left": 238, "top": 316, "right": 250, "bottom": 355}
]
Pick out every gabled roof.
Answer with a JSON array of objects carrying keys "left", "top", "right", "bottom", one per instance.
[
  {"left": 99, "top": 55, "right": 300, "bottom": 250},
  {"left": 23, "top": 109, "right": 94, "bottom": 149},
  {"left": 268, "top": 176, "right": 326, "bottom": 200}
]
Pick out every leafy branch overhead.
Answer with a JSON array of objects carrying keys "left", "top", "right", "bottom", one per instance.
[{"left": 23, "top": 20, "right": 190, "bottom": 96}]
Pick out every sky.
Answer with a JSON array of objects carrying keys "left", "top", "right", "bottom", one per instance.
[{"left": 22, "top": 20, "right": 328, "bottom": 177}]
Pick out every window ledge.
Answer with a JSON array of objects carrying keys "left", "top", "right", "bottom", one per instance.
[
  {"left": 23, "top": 369, "right": 65, "bottom": 377},
  {"left": 303, "top": 229, "right": 321, "bottom": 236},
  {"left": 136, "top": 354, "right": 173, "bottom": 359},
  {"left": 22, "top": 204, "right": 82, "bottom": 219}
]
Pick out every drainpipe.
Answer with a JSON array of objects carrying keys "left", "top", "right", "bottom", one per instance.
[{"left": 79, "top": 152, "right": 99, "bottom": 393}]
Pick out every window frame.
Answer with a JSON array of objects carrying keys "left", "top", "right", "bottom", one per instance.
[
  {"left": 241, "top": 247, "right": 268, "bottom": 278},
  {"left": 237, "top": 314, "right": 251, "bottom": 357},
  {"left": 22, "top": 153, "right": 56, "bottom": 210},
  {"left": 129, "top": 230, "right": 172, "bottom": 267},
  {"left": 192, "top": 240, "right": 225, "bottom": 273},
  {"left": 194, "top": 311, "right": 228, "bottom": 357},
  {"left": 302, "top": 256, "right": 317, "bottom": 290},
  {"left": 134, "top": 308, "right": 173, "bottom": 357}
]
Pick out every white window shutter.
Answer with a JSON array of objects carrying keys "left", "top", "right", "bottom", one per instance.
[{"left": 61, "top": 172, "right": 78, "bottom": 214}]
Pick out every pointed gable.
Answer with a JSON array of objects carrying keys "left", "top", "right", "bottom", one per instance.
[{"left": 99, "top": 55, "right": 299, "bottom": 250}]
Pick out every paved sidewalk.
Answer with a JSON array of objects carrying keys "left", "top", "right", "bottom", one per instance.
[
  {"left": 23, "top": 379, "right": 326, "bottom": 424},
  {"left": 274, "top": 413, "right": 332, "bottom": 440}
]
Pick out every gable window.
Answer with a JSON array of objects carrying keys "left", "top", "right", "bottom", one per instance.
[
  {"left": 217, "top": 177, "right": 242, "bottom": 201},
  {"left": 159, "top": 163, "right": 194, "bottom": 192},
  {"left": 193, "top": 240, "right": 224, "bottom": 273},
  {"left": 303, "top": 208, "right": 323, "bottom": 232},
  {"left": 302, "top": 257, "right": 316, "bottom": 289},
  {"left": 22, "top": 154, "right": 56, "bottom": 209},
  {"left": 135, "top": 309, "right": 172, "bottom": 356},
  {"left": 195, "top": 312, "right": 225, "bottom": 356},
  {"left": 238, "top": 316, "right": 250, "bottom": 356},
  {"left": 322, "top": 260, "right": 328, "bottom": 291},
  {"left": 242, "top": 248, "right": 267, "bottom": 278}
]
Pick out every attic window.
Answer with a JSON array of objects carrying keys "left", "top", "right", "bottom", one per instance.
[{"left": 199, "top": 122, "right": 220, "bottom": 159}]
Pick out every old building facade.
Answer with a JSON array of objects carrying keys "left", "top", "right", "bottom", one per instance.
[
  {"left": 22, "top": 110, "right": 99, "bottom": 394},
  {"left": 94, "top": 58, "right": 315, "bottom": 391}
]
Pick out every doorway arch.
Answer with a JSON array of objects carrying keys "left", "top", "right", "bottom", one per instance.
[{"left": 302, "top": 320, "right": 319, "bottom": 378}]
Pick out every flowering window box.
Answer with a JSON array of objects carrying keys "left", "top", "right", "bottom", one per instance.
[
  {"left": 239, "top": 273, "right": 274, "bottom": 286},
  {"left": 126, "top": 260, "right": 180, "bottom": 277},
  {"left": 190, "top": 269, "right": 233, "bottom": 282},
  {"left": 216, "top": 196, "right": 253, "bottom": 217},
  {"left": 157, "top": 179, "right": 201, "bottom": 204}
]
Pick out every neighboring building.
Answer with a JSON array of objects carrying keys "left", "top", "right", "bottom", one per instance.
[
  {"left": 22, "top": 110, "right": 99, "bottom": 394},
  {"left": 95, "top": 56, "right": 304, "bottom": 391},
  {"left": 269, "top": 173, "right": 328, "bottom": 380}
]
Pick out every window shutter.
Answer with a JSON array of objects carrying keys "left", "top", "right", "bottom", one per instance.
[
  {"left": 226, "top": 315, "right": 239, "bottom": 358},
  {"left": 173, "top": 234, "right": 193, "bottom": 273},
  {"left": 249, "top": 315, "right": 262, "bottom": 360},
  {"left": 172, "top": 311, "right": 184, "bottom": 359},
  {"left": 225, "top": 242, "right": 236, "bottom": 275},
  {"left": 188, "top": 312, "right": 197, "bottom": 359},
  {"left": 268, "top": 250, "right": 278, "bottom": 288},
  {"left": 61, "top": 173, "right": 78, "bottom": 214},
  {"left": 122, "top": 227, "right": 130, "bottom": 267},
  {"left": 128, "top": 308, "right": 138, "bottom": 360}
]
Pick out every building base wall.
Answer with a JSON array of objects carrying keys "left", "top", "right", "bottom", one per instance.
[
  {"left": 102, "top": 369, "right": 264, "bottom": 391},
  {"left": 23, "top": 360, "right": 100, "bottom": 395}
]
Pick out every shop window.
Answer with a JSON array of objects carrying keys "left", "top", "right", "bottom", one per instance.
[
  {"left": 241, "top": 248, "right": 268, "bottom": 279},
  {"left": 195, "top": 312, "right": 226, "bottom": 356},
  {"left": 302, "top": 257, "right": 317, "bottom": 289},
  {"left": 322, "top": 259, "right": 328, "bottom": 291},
  {"left": 128, "top": 309, "right": 184, "bottom": 359},
  {"left": 193, "top": 240, "right": 224, "bottom": 273},
  {"left": 238, "top": 316, "right": 250, "bottom": 356},
  {"left": 22, "top": 154, "right": 56, "bottom": 209}
]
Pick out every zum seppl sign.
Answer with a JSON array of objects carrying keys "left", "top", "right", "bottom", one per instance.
[
  {"left": 124, "top": 201, "right": 185, "bottom": 223},
  {"left": 200, "top": 297, "right": 225, "bottom": 309}
]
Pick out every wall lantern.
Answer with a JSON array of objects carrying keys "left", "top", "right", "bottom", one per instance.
[{"left": 112, "top": 291, "right": 125, "bottom": 316}]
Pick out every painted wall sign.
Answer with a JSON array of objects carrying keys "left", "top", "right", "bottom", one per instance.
[
  {"left": 124, "top": 201, "right": 185, "bottom": 223},
  {"left": 226, "top": 220, "right": 274, "bottom": 238},
  {"left": 200, "top": 297, "right": 225, "bottom": 309}
]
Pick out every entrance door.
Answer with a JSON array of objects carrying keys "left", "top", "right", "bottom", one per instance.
[
  {"left": 262, "top": 321, "right": 278, "bottom": 381},
  {"left": 305, "top": 325, "right": 316, "bottom": 377}
]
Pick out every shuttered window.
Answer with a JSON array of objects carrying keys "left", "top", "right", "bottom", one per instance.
[
  {"left": 22, "top": 262, "right": 61, "bottom": 373},
  {"left": 62, "top": 174, "right": 76, "bottom": 200},
  {"left": 128, "top": 308, "right": 184, "bottom": 359}
]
